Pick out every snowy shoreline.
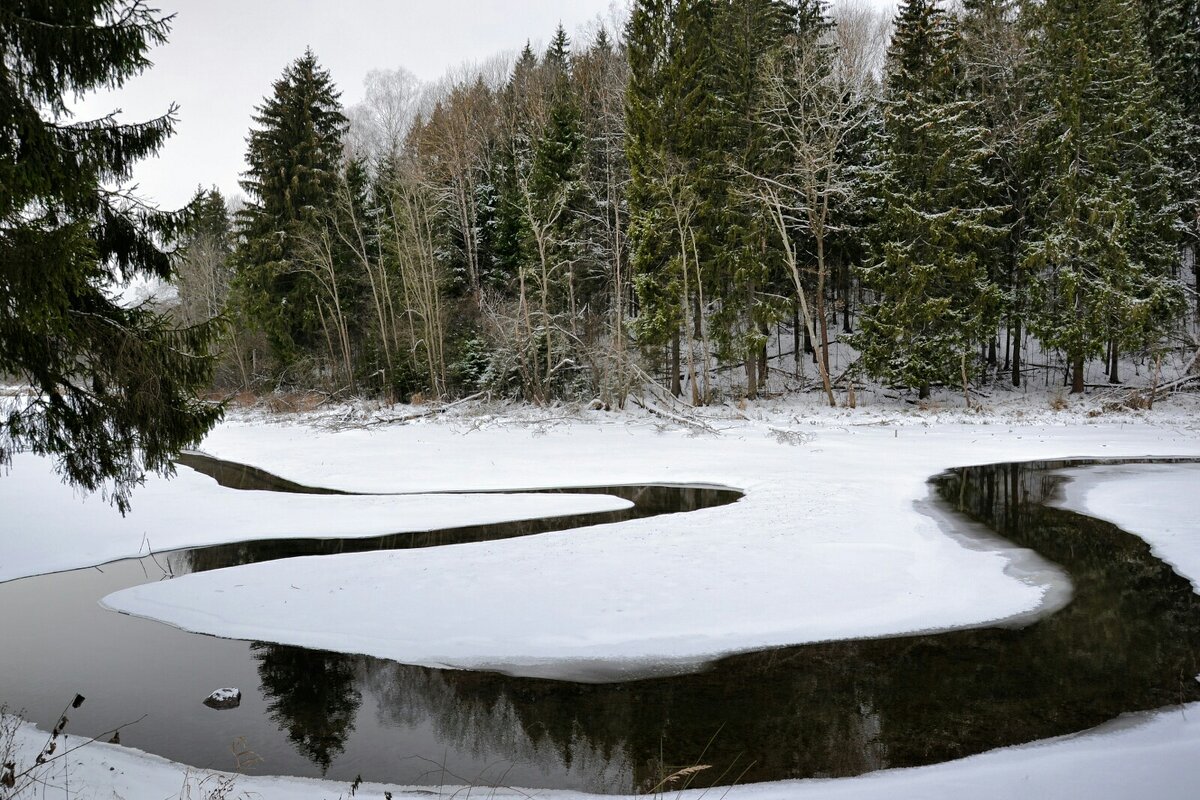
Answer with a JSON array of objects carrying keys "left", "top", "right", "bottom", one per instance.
[{"left": 3, "top": 397, "right": 1200, "bottom": 797}]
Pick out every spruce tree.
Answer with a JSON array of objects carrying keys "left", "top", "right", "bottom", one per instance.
[
  {"left": 626, "top": 0, "right": 721, "bottom": 399},
  {"left": 0, "top": 0, "right": 222, "bottom": 510},
  {"left": 1022, "top": 0, "right": 1185, "bottom": 393},
  {"left": 853, "top": 0, "right": 1003, "bottom": 399},
  {"left": 235, "top": 49, "right": 348, "bottom": 375},
  {"left": 711, "top": 0, "right": 796, "bottom": 397},
  {"left": 1138, "top": 0, "right": 1200, "bottom": 300},
  {"left": 489, "top": 43, "right": 540, "bottom": 292},
  {"left": 544, "top": 23, "right": 572, "bottom": 76},
  {"left": 529, "top": 96, "right": 587, "bottom": 308},
  {"left": 958, "top": 0, "right": 1032, "bottom": 385},
  {"left": 173, "top": 187, "right": 235, "bottom": 326}
]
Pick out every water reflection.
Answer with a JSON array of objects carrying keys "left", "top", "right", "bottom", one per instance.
[
  {"left": 252, "top": 644, "right": 363, "bottom": 773},
  {"left": 191, "top": 458, "right": 1200, "bottom": 790},
  {"left": 4, "top": 455, "right": 1198, "bottom": 792}
]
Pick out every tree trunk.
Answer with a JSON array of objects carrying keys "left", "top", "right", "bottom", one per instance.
[
  {"left": 1194, "top": 245, "right": 1199, "bottom": 321},
  {"left": 1011, "top": 317, "right": 1022, "bottom": 387},
  {"left": 1071, "top": 353, "right": 1085, "bottom": 394},
  {"left": 1109, "top": 340, "right": 1120, "bottom": 383},
  {"left": 919, "top": 382, "right": 930, "bottom": 400},
  {"left": 792, "top": 304, "right": 801, "bottom": 379},
  {"left": 818, "top": 305, "right": 831, "bottom": 378},
  {"left": 840, "top": 257, "right": 853, "bottom": 334},
  {"left": 670, "top": 333, "right": 681, "bottom": 397},
  {"left": 1003, "top": 317, "right": 1011, "bottom": 372},
  {"left": 745, "top": 349, "right": 758, "bottom": 399},
  {"left": 758, "top": 320, "right": 769, "bottom": 390}
]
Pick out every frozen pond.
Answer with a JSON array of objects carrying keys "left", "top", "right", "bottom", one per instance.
[{"left": 1, "top": 456, "right": 1198, "bottom": 792}]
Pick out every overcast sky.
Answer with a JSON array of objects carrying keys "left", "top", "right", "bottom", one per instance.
[{"left": 73, "top": 0, "right": 897, "bottom": 210}]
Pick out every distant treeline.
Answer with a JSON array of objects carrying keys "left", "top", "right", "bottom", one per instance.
[{"left": 172, "top": 0, "right": 1199, "bottom": 404}]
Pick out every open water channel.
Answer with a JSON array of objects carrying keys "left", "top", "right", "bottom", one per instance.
[{"left": 1, "top": 456, "right": 1198, "bottom": 793}]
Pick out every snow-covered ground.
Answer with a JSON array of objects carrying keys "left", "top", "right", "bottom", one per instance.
[
  {"left": 0, "top": 452, "right": 630, "bottom": 584},
  {"left": 3, "top": 393, "right": 1200, "bottom": 798},
  {"left": 100, "top": 401, "right": 1199, "bottom": 681},
  {"left": 102, "top": 416, "right": 1057, "bottom": 680},
  {"left": 9, "top": 697, "right": 1200, "bottom": 800}
]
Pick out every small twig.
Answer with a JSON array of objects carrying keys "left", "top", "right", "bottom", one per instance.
[{"left": 137, "top": 533, "right": 173, "bottom": 579}]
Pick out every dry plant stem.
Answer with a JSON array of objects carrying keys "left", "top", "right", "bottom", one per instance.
[{"left": 9, "top": 716, "right": 147, "bottom": 794}]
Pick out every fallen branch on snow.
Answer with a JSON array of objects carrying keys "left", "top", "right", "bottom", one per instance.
[{"left": 330, "top": 391, "right": 487, "bottom": 430}]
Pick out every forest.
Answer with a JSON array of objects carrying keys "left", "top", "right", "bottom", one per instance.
[{"left": 171, "top": 0, "right": 1200, "bottom": 406}]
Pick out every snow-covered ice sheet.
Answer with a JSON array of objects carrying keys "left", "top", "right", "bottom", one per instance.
[
  {"left": 101, "top": 414, "right": 1200, "bottom": 679},
  {"left": 0, "top": 452, "right": 630, "bottom": 584},
  {"left": 4, "top": 403, "right": 1200, "bottom": 798},
  {"left": 1054, "top": 462, "right": 1200, "bottom": 590}
]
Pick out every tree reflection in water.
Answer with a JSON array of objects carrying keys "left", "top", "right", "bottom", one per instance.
[
  {"left": 252, "top": 643, "right": 362, "bottom": 774},
  {"left": 182, "top": 456, "right": 1200, "bottom": 791}
]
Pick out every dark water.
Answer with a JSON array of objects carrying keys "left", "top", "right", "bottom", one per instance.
[{"left": 1, "top": 457, "right": 1198, "bottom": 794}]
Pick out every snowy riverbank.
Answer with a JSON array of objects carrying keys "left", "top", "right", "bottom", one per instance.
[
  {"left": 102, "top": 401, "right": 1198, "bottom": 680},
  {"left": 3, "top": 395, "right": 1199, "bottom": 798}
]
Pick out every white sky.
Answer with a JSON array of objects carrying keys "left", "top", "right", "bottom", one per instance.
[{"left": 72, "top": 0, "right": 897, "bottom": 210}]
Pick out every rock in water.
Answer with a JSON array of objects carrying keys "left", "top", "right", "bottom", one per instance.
[{"left": 203, "top": 688, "right": 241, "bottom": 709}]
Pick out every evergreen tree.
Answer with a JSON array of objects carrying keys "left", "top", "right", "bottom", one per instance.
[
  {"left": 529, "top": 95, "right": 588, "bottom": 309},
  {"left": 1137, "top": 0, "right": 1200, "bottom": 299},
  {"left": 544, "top": 23, "right": 572, "bottom": 75},
  {"left": 173, "top": 187, "right": 235, "bottom": 326},
  {"left": 0, "top": 0, "right": 222, "bottom": 510},
  {"left": 853, "top": 0, "right": 1004, "bottom": 399},
  {"left": 711, "top": 0, "right": 797, "bottom": 397},
  {"left": 489, "top": 43, "right": 541, "bottom": 292},
  {"left": 491, "top": 144, "right": 532, "bottom": 290},
  {"left": 235, "top": 49, "right": 348, "bottom": 376},
  {"left": 625, "top": 0, "right": 678, "bottom": 367},
  {"left": 1022, "top": 0, "right": 1185, "bottom": 393},
  {"left": 626, "top": 0, "right": 722, "bottom": 399},
  {"left": 958, "top": 0, "right": 1032, "bottom": 385}
]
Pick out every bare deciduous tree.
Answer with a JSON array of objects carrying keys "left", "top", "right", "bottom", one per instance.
[
  {"left": 380, "top": 155, "right": 448, "bottom": 397},
  {"left": 747, "top": 25, "right": 875, "bottom": 407},
  {"left": 345, "top": 67, "right": 423, "bottom": 161}
]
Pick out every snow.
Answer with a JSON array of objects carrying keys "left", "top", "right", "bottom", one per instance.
[
  {"left": 1053, "top": 463, "right": 1200, "bottom": 591},
  {"left": 3, "top": 396, "right": 1200, "bottom": 797},
  {"left": 201, "top": 687, "right": 241, "bottom": 709},
  {"left": 98, "top": 402, "right": 1200, "bottom": 681},
  {"left": 0, "top": 452, "right": 631, "bottom": 584},
  {"left": 7, "top": 704, "right": 1198, "bottom": 800}
]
